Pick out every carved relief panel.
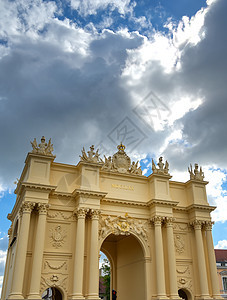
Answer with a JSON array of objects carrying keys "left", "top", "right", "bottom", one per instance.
[
  {"left": 173, "top": 223, "right": 190, "bottom": 258},
  {"left": 176, "top": 264, "right": 193, "bottom": 294},
  {"left": 45, "top": 222, "right": 71, "bottom": 252}
]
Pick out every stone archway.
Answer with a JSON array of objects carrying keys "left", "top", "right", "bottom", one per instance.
[
  {"left": 101, "top": 233, "right": 146, "bottom": 300},
  {"left": 42, "top": 287, "right": 63, "bottom": 300}
]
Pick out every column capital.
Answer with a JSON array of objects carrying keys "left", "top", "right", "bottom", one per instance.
[
  {"left": 90, "top": 209, "right": 101, "bottom": 220},
  {"left": 204, "top": 221, "right": 214, "bottom": 231},
  {"left": 75, "top": 207, "right": 89, "bottom": 219},
  {"left": 190, "top": 219, "right": 204, "bottom": 230},
  {"left": 151, "top": 216, "right": 164, "bottom": 226},
  {"left": 37, "top": 203, "right": 49, "bottom": 215},
  {"left": 19, "top": 201, "right": 35, "bottom": 217},
  {"left": 165, "top": 217, "right": 175, "bottom": 227}
]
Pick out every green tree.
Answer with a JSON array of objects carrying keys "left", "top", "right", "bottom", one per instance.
[{"left": 101, "top": 258, "right": 110, "bottom": 300}]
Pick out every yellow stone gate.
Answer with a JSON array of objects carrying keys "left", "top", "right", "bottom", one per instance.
[{"left": 1, "top": 137, "right": 222, "bottom": 300}]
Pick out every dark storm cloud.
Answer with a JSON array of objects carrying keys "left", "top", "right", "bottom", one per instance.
[
  {"left": 161, "top": 0, "right": 227, "bottom": 169},
  {"left": 0, "top": 27, "right": 144, "bottom": 187}
]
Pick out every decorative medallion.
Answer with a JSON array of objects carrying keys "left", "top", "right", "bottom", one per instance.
[{"left": 50, "top": 225, "right": 66, "bottom": 248}]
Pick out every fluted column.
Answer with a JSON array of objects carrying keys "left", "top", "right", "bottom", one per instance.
[
  {"left": 71, "top": 208, "right": 88, "bottom": 300},
  {"left": 87, "top": 209, "right": 101, "bottom": 300},
  {"left": 28, "top": 203, "right": 49, "bottom": 299},
  {"left": 192, "top": 220, "right": 210, "bottom": 299},
  {"left": 165, "top": 218, "right": 179, "bottom": 299},
  {"left": 205, "top": 221, "right": 221, "bottom": 299},
  {"left": 8, "top": 202, "right": 35, "bottom": 299},
  {"left": 152, "top": 216, "right": 167, "bottom": 299}
]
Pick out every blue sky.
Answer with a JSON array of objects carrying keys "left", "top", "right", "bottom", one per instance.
[{"left": 0, "top": 0, "right": 227, "bottom": 293}]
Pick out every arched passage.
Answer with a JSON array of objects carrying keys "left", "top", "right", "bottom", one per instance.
[
  {"left": 42, "top": 287, "right": 63, "bottom": 300},
  {"left": 101, "top": 233, "right": 146, "bottom": 300},
  {"left": 178, "top": 288, "right": 192, "bottom": 300}
]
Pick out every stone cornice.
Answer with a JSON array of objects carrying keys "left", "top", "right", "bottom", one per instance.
[
  {"left": 100, "top": 169, "right": 145, "bottom": 178},
  {"left": 148, "top": 173, "right": 172, "bottom": 180},
  {"left": 186, "top": 204, "right": 216, "bottom": 212},
  {"left": 15, "top": 182, "right": 57, "bottom": 195},
  {"left": 76, "top": 160, "right": 104, "bottom": 169},
  {"left": 185, "top": 179, "right": 209, "bottom": 186},
  {"left": 24, "top": 152, "right": 56, "bottom": 164},
  {"left": 148, "top": 198, "right": 179, "bottom": 207},
  {"left": 72, "top": 188, "right": 107, "bottom": 199},
  {"left": 101, "top": 197, "right": 148, "bottom": 207},
  {"left": 52, "top": 191, "right": 73, "bottom": 199}
]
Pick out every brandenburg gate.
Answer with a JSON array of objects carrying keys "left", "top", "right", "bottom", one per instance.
[{"left": 1, "top": 137, "right": 221, "bottom": 300}]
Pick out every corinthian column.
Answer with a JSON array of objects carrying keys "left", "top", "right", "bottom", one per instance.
[
  {"left": 192, "top": 220, "right": 210, "bottom": 299},
  {"left": 152, "top": 216, "right": 166, "bottom": 299},
  {"left": 165, "top": 217, "right": 179, "bottom": 300},
  {"left": 71, "top": 208, "right": 88, "bottom": 300},
  {"left": 87, "top": 209, "right": 101, "bottom": 300},
  {"left": 28, "top": 203, "right": 49, "bottom": 299},
  {"left": 205, "top": 221, "right": 221, "bottom": 299},
  {"left": 8, "top": 202, "right": 35, "bottom": 299}
]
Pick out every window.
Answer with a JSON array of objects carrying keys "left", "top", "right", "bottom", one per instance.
[{"left": 223, "top": 277, "right": 227, "bottom": 291}]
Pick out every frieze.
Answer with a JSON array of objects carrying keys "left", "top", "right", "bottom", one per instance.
[
  {"left": 173, "top": 223, "right": 189, "bottom": 231},
  {"left": 47, "top": 211, "right": 74, "bottom": 220},
  {"left": 50, "top": 225, "right": 67, "bottom": 248},
  {"left": 99, "top": 214, "right": 148, "bottom": 241}
]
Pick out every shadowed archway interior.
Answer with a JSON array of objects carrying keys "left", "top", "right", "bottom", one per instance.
[{"left": 101, "top": 233, "right": 146, "bottom": 300}]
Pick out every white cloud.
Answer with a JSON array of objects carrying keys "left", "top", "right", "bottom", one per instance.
[
  {"left": 215, "top": 240, "right": 227, "bottom": 249},
  {"left": 0, "top": 250, "right": 7, "bottom": 295},
  {"left": 70, "top": 0, "right": 133, "bottom": 16}
]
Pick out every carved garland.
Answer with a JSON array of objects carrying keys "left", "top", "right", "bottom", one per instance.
[{"left": 44, "top": 261, "right": 67, "bottom": 271}]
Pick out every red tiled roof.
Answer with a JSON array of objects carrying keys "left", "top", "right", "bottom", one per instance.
[{"left": 215, "top": 249, "right": 227, "bottom": 262}]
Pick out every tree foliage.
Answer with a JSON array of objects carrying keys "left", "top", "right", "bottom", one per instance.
[{"left": 101, "top": 258, "right": 110, "bottom": 300}]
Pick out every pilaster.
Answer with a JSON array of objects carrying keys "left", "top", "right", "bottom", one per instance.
[
  {"left": 8, "top": 202, "right": 35, "bottom": 299},
  {"left": 71, "top": 208, "right": 88, "bottom": 300},
  {"left": 87, "top": 209, "right": 101, "bottom": 300},
  {"left": 27, "top": 203, "right": 49, "bottom": 299},
  {"left": 151, "top": 216, "right": 167, "bottom": 300},
  {"left": 191, "top": 220, "right": 211, "bottom": 300}
]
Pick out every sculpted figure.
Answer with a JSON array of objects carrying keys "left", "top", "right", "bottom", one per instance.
[
  {"left": 102, "top": 155, "right": 113, "bottom": 171},
  {"left": 31, "top": 138, "right": 38, "bottom": 153},
  {"left": 152, "top": 157, "right": 170, "bottom": 175},
  {"left": 80, "top": 145, "right": 102, "bottom": 163},
  {"left": 152, "top": 159, "right": 157, "bottom": 173},
  {"left": 30, "top": 136, "right": 54, "bottom": 156},
  {"left": 164, "top": 160, "right": 169, "bottom": 175},
  {"left": 188, "top": 163, "right": 204, "bottom": 181},
  {"left": 157, "top": 157, "right": 164, "bottom": 171}
]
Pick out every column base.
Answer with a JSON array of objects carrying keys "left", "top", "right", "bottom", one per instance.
[
  {"left": 195, "top": 297, "right": 213, "bottom": 300},
  {"left": 27, "top": 293, "right": 42, "bottom": 299},
  {"left": 86, "top": 296, "right": 101, "bottom": 300},
  {"left": 152, "top": 296, "right": 170, "bottom": 300},
  {"left": 7, "top": 293, "right": 24, "bottom": 299},
  {"left": 69, "top": 296, "right": 85, "bottom": 300}
]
